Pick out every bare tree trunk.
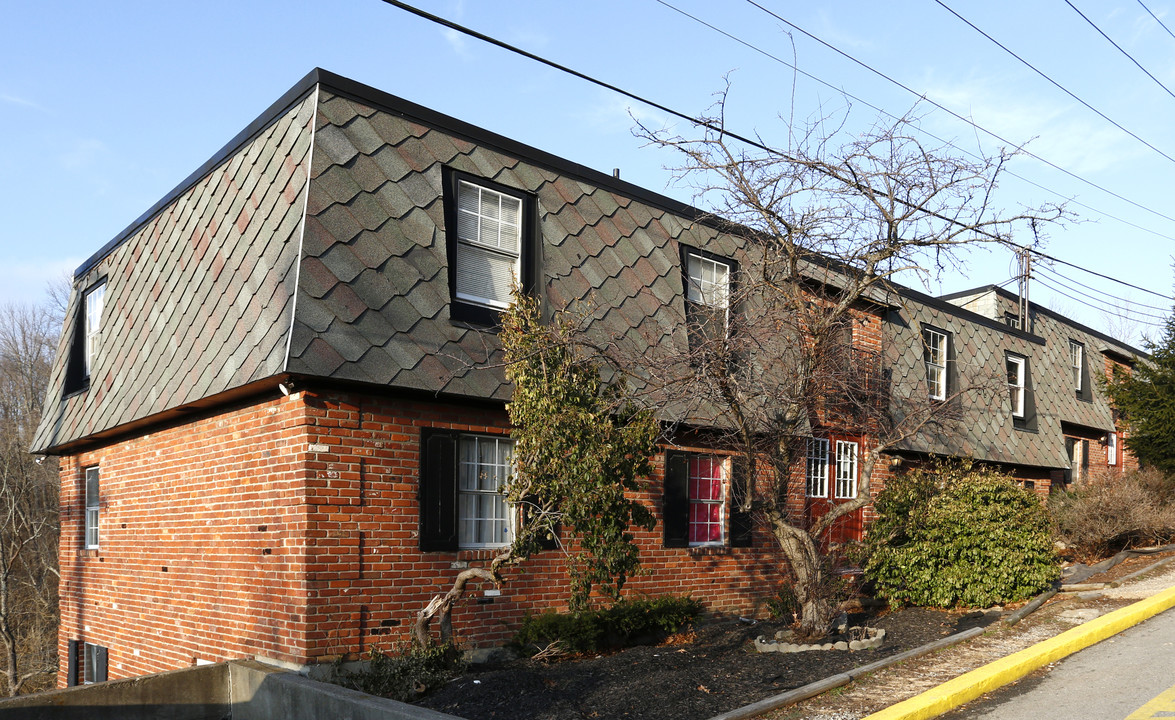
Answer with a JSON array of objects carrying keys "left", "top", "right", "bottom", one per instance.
[
  {"left": 768, "top": 510, "right": 832, "bottom": 640},
  {"left": 413, "top": 549, "right": 512, "bottom": 648}
]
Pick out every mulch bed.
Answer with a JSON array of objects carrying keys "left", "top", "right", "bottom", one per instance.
[{"left": 416, "top": 607, "right": 1000, "bottom": 720}]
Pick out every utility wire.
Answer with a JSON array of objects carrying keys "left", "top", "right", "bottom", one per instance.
[
  {"left": 1030, "top": 248, "right": 1173, "bottom": 301},
  {"left": 1035, "top": 265, "right": 1172, "bottom": 316},
  {"left": 382, "top": 0, "right": 1172, "bottom": 320},
  {"left": 382, "top": 0, "right": 1037, "bottom": 245},
  {"left": 741, "top": 0, "right": 1175, "bottom": 228},
  {"left": 933, "top": 0, "right": 1175, "bottom": 166},
  {"left": 664, "top": 0, "right": 1175, "bottom": 242},
  {"left": 1064, "top": 0, "right": 1175, "bottom": 102},
  {"left": 1035, "top": 276, "right": 1168, "bottom": 324},
  {"left": 1035, "top": 264, "right": 1173, "bottom": 312},
  {"left": 1137, "top": 0, "right": 1175, "bottom": 43}
]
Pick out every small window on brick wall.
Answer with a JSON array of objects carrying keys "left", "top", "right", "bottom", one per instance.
[
  {"left": 84, "top": 466, "right": 99, "bottom": 550},
  {"left": 663, "top": 450, "right": 751, "bottom": 548},
  {"left": 83, "top": 642, "right": 107, "bottom": 684},
  {"left": 419, "top": 429, "right": 515, "bottom": 551}
]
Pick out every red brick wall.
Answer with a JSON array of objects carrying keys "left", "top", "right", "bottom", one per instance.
[
  {"left": 58, "top": 394, "right": 312, "bottom": 685},
  {"left": 60, "top": 387, "right": 815, "bottom": 684}
]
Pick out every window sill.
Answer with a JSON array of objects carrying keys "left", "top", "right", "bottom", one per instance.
[
  {"left": 687, "top": 545, "right": 731, "bottom": 557},
  {"left": 456, "top": 547, "right": 509, "bottom": 562}
]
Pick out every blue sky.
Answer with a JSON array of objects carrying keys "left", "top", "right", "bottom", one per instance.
[{"left": 3, "top": 1, "right": 1173, "bottom": 345}]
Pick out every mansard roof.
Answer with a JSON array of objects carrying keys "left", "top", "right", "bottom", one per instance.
[{"left": 33, "top": 69, "right": 745, "bottom": 453}]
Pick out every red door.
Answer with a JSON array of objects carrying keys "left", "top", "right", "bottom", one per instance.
[{"left": 803, "top": 437, "right": 864, "bottom": 549}]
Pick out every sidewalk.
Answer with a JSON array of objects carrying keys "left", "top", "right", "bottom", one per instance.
[{"left": 767, "top": 555, "right": 1175, "bottom": 720}]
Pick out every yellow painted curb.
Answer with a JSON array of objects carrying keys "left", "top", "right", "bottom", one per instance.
[{"left": 863, "top": 584, "right": 1175, "bottom": 720}]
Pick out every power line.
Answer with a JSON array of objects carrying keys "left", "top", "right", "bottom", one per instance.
[
  {"left": 1030, "top": 248, "right": 1173, "bottom": 301},
  {"left": 661, "top": 0, "right": 1175, "bottom": 243},
  {"left": 1034, "top": 276, "right": 1168, "bottom": 325},
  {"left": 382, "top": 0, "right": 1172, "bottom": 322},
  {"left": 1035, "top": 266, "right": 1172, "bottom": 316},
  {"left": 1137, "top": 0, "right": 1175, "bottom": 43},
  {"left": 740, "top": 0, "right": 1175, "bottom": 229},
  {"left": 933, "top": 0, "right": 1175, "bottom": 166},
  {"left": 1064, "top": 0, "right": 1175, "bottom": 102},
  {"left": 1035, "top": 264, "right": 1173, "bottom": 312},
  {"left": 382, "top": 0, "right": 1040, "bottom": 246}
]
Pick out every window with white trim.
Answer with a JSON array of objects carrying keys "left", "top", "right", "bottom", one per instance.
[
  {"left": 922, "top": 328, "right": 947, "bottom": 401},
  {"left": 806, "top": 438, "right": 829, "bottom": 497},
  {"left": 1107, "top": 431, "right": 1118, "bottom": 465},
  {"left": 834, "top": 441, "right": 858, "bottom": 499},
  {"left": 1006, "top": 354, "right": 1026, "bottom": 418},
  {"left": 84, "top": 466, "right": 99, "bottom": 550},
  {"left": 84, "top": 281, "right": 105, "bottom": 377},
  {"left": 457, "top": 435, "right": 514, "bottom": 548},
  {"left": 1070, "top": 341, "right": 1084, "bottom": 393},
  {"left": 684, "top": 250, "right": 732, "bottom": 347},
  {"left": 686, "top": 253, "right": 730, "bottom": 314},
  {"left": 686, "top": 455, "right": 726, "bottom": 546},
  {"left": 454, "top": 180, "right": 522, "bottom": 311}
]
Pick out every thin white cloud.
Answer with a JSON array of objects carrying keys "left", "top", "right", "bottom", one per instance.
[
  {"left": 920, "top": 75, "right": 1139, "bottom": 176},
  {"left": 1, "top": 93, "right": 45, "bottom": 111}
]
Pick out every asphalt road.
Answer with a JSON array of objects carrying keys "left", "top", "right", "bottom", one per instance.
[{"left": 940, "top": 606, "right": 1175, "bottom": 719}]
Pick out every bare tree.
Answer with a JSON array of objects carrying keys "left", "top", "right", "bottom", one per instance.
[
  {"left": 585, "top": 97, "right": 1069, "bottom": 639},
  {"left": 0, "top": 302, "right": 61, "bottom": 694}
]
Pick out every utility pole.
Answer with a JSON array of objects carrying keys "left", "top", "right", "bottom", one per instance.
[{"left": 1017, "top": 247, "right": 1031, "bottom": 332}]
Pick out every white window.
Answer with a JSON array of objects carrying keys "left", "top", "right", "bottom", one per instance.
[
  {"left": 83, "top": 642, "right": 107, "bottom": 684},
  {"left": 454, "top": 180, "right": 522, "bottom": 310},
  {"left": 457, "top": 435, "right": 514, "bottom": 548},
  {"left": 1004, "top": 313, "right": 1020, "bottom": 330},
  {"left": 806, "top": 438, "right": 829, "bottom": 497},
  {"left": 1007, "top": 354, "right": 1026, "bottom": 418},
  {"left": 85, "top": 467, "right": 100, "bottom": 549},
  {"left": 1107, "top": 432, "right": 1118, "bottom": 465},
  {"left": 84, "top": 282, "right": 105, "bottom": 377},
  {"left": 923, "top": 328, "right": 947, "bottom": 401},
  {"left": 1070, "top": 341, "right": 1083, "bottom": 392},
  {"left": 686, "top": 253, "right": 730, "bottom": 312},
  {"left": 687, "top": 456, "right": 726, "bottom": 546},
  {"left": 834, "top": 441, "right": 858, "bottom": 499}
]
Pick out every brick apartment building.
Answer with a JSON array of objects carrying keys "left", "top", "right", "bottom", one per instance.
[{"left": 32, "top": 69, "right": 1141, "bottom": 686}]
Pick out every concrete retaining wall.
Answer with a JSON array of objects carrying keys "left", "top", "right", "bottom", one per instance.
[{"left": 0, "top": 660, "right": 462, "bottom": 720}]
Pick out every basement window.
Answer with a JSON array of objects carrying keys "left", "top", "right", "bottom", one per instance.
[{"left": 83, "top": 643, "right": 107, "bottom": 684}]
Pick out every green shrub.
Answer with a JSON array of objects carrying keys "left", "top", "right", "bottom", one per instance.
[
  {"left": 326, "top": 644, "right": 464, "bottom": 702},
  {"left": 1050, "top": 468, "right": 1175, "bottom": 560},
  {"left": 513, "top": 595, "right": 702, "bottom": 655},
  {"left": 864, "top": 460, "right": 1059, "bottom": 608}
]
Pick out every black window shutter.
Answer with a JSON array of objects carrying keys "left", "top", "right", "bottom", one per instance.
[
  {"left": 1079, "top": 352, "right": 1092, "bottom": 401},
  {"left": 1081, "top": 439, "right": 1090, "bottom": 469},
  {"left": 420, "top": 430, "right": 459, "bottom": 551},
  {"left": 67, "top": 640, "right": 79, "bottom": 687},
  {"left": 945, "top": 332, "right": 958, "bottom": 398},
  {"left": 94, "top": 646, "right": 108, "bottom": 683},
  {"left": 663, "top": 452, "right": 690, "bottom": 548},
  {"left": 730, "top": 456, "right": 753, "bottom": 547}
]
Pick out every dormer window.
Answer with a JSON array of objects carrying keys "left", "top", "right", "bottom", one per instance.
[
  {"left": 1006, "top": 354, "right": 1026, "bottom": 418},
  {"left": 442, "top": 169, "right": 535, "bottom": 326},
  {"left": 684, "top": 250, "right": 732, "bottom": 347},
  {"left": 454, "top": 180, "right": 521, "bottom": 310},
  {"left": 922, "top": 327, "right": 948, "bottom": 401},
  {"left": 1070, "top": 341, "right": 1084, "bottom": 393},
  {"left": 84, "top": 281, "right": 106, "bottom": 377}
]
